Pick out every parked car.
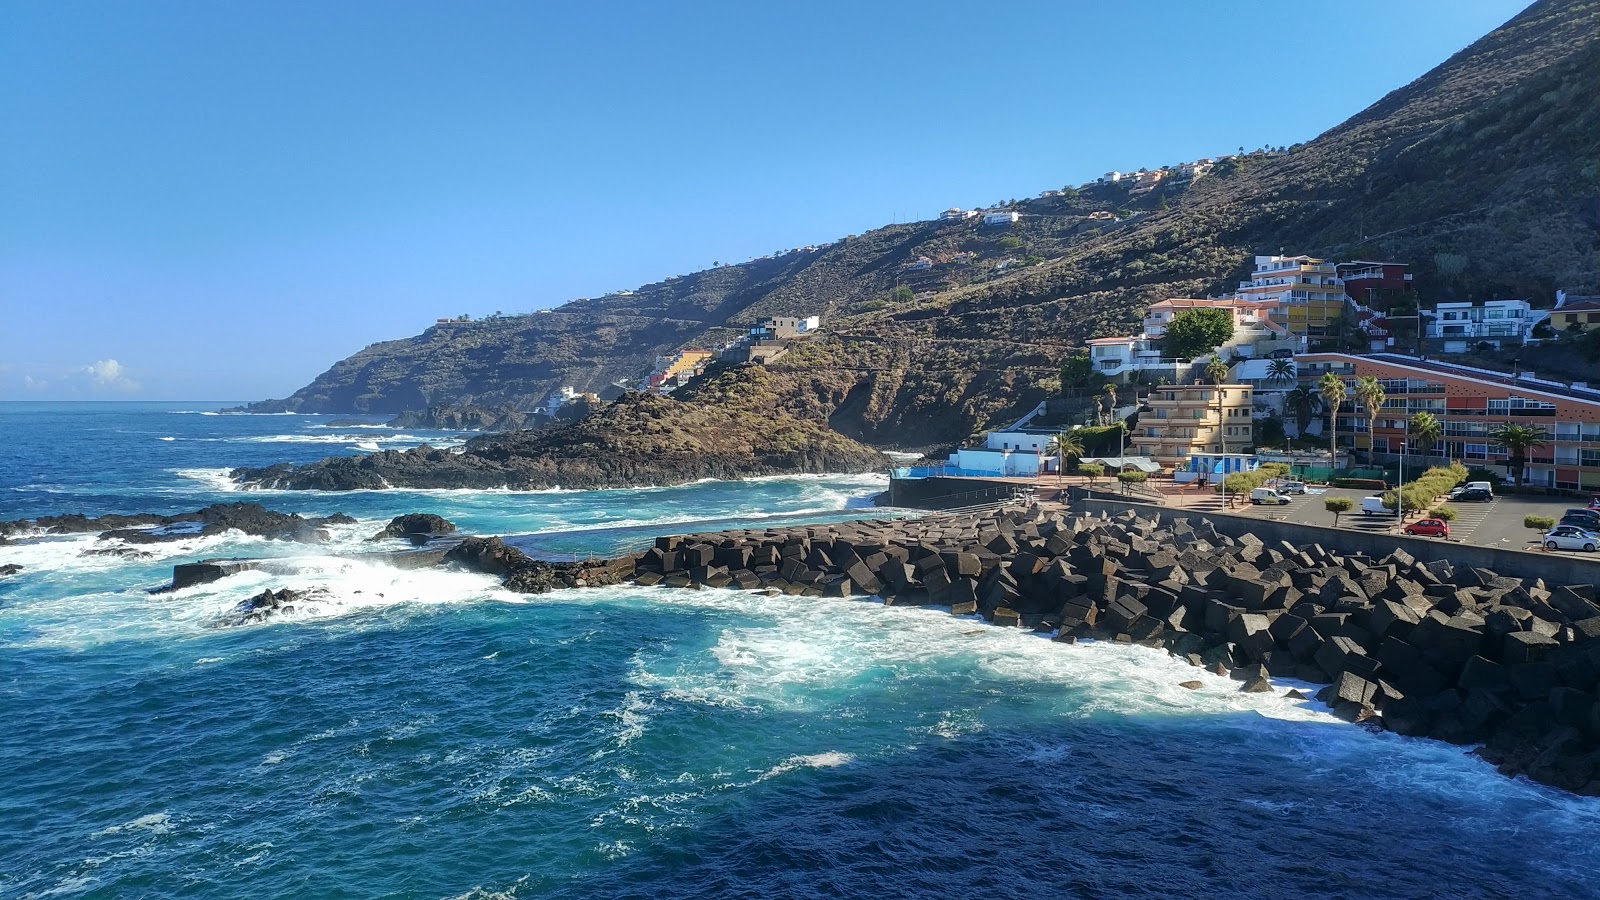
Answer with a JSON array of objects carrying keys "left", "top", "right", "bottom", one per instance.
[
  {"left": 1562, "top": 508, "right": 1600, "bottom": 525},
  {"left": 1453, "top": 488, "right": 1493, "bottom": 502},
  {"left": 1360, "top": 496, "right": 1391, "bottom": 515},
  {"left": 1278, "top": 481, "right": 1308, "bottom": 495},
  {"left": 1560, "top": 511, "right": 1600, "bottom": 532},
  {"left": 1543, "top": 525, "right": 1599, "bottom": 552},
  {"left": 1403, "top": 518, "right": 1450, "bottom": 538},
  {"left": 1250, "top": 487, "right": 1291, "bottom": 505}
]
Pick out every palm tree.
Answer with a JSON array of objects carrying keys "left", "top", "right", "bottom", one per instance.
[
  {"left": 1283, "top": 386, "right": 1322, "bottom": 439},
  {"left": 1319, "top": 372, "right": 1347, "bottom": 472},
  {"left": 1045, "top": 430, "right": 1085, "bottom": 480},
  {"left": 1205, "top": 357, "right": 1230, "bottom": 454},
  {"left": 1100, "top": 383, "right": 1118, "bottom": 427},
  {"left": 1353, "top": 376, "right": 1386, "bottom": 455},
  {"left": 1409, "top": 411, "right": 1443, "bottom": 465},
  {"left": 1266, "top": 358, "right": 1297, "bottom": 387},
  {"left": 1489, "top": 423, "right": 1549, "bottom": 486}
]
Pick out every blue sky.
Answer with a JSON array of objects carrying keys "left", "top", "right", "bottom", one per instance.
[{"left": 1, "top": 0, "right": 1530, "bottom": 401}]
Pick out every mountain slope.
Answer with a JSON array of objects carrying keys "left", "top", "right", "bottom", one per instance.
[{"left": 247, "top": 0, "right": 1600, "bottom": 449}]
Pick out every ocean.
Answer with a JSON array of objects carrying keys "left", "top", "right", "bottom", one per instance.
[{"left": 2, "top": 401, "right": 1598, "bottom": 899}]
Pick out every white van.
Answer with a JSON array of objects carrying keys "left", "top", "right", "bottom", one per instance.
[
  {"left": 1361, "top": 495, "right": 1391, "bottom": 516},
  {"left": 1464, "top": 481, "right": 1493, "bottom": 495},
  {"left": 1250, "top": 487, "right": 1291, "bottom": 505}
]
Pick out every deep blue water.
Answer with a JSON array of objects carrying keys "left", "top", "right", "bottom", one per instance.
[{"left": 3, "top": 402, "right": 1598, "bottom": 898}]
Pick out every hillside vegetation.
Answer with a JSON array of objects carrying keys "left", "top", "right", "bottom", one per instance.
[{"left": 246, "top": 0, "right": 1600, "bottom": 452}]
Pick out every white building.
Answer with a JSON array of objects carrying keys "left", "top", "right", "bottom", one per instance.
[
  {"left": 1100, "top": 171, "right": 1124, "bottom": 183},
  {"left": 982, "top": 210, "right": 1020, "bottom": 226},
  {"left": 1087, "top": 298, "right": 1302, "bottom": 381},
  {"left": 939, "top": 208, "right": 966, "bottom": 221},
  {"left": 948, "top": 447, "right": 1042, "bottom": 477},
  {"left": 907, "top": 256, "right": 933, "bottom": 271},
  {"left": 1425, "top": 299, "right": 1547, "bottom": 345},
  {"left": 539, "top": 385, "right": 578, "bottom": 416}
]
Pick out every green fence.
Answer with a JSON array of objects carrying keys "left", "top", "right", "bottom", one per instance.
[{"left": 1283, "top": 465, "right": 1388, "bottom": 483}]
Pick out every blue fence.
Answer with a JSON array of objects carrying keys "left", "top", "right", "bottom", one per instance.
[{"left": 892, "top": 466, "right": 1012, "bottom": 480}]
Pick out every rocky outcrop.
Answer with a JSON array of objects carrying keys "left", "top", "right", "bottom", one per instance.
[
  {"left": 232, "top": 367, "right": 889, "bottom": 491},
  {"left": 2, "top": 503, "right": 356, "bottom": 544},
  {"left": 622, "top": 503, "right": 1600, "bottom": 796},
  {"left": 368, "top": 513, "right": 458, "bottom": 544},
  {"left": 0, "top": 563, "right": 21, "bottom": 577},
  {"left": 218, "top": 587, "right": 330, "bottom": 626},
  {"left": 387, "top": 404, "right": 540, "bottom": 432},
  {"left": 440, "top": 536, "right": 637, "bottom": 593}
]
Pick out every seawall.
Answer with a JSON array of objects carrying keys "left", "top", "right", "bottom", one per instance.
[{"left": 599, "top": 501, "right": 1600, "bottom": 796}]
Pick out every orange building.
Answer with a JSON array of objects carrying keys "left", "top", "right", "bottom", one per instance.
[{"left": 1296, "top": 353, "right": 1600, "bottom": 490}]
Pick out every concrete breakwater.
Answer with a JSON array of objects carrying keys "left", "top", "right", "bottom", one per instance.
[{"left": 606, "top": 503, "right": 1600, "bottom": 795}]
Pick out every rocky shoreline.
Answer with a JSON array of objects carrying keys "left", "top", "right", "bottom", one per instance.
[
  {"left": 1, "top": 503, "right": 356, "bottom": 544},
  {"left": 229, "top": 368, "right": 890, "bottom": 492},
  {"left": 459, "top": 502, "right": 1599, "bottom": 796}
]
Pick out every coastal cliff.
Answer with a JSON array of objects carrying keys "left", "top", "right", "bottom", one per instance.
[{"left": 232, "top": 365, "right": 889, "bottom": 491}]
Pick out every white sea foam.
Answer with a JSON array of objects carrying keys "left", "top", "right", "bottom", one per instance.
[
  {"left": 621, "top": 587, "right": 1338, "bottom": 727},
  {"left": 756, "top": 751, "right": 855, "bottom": 781},
  {"left": 92, "top": 812, "right": 174, "bottom": 837}
]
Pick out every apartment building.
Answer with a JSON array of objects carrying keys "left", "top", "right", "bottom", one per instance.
[
  {"left": 1235, "top": 255, "right": 1349, "bottom": 339},
  {"left": 1130, "top": 383, "right": 1254, "bottom": 469},
  {"left": 1295, "top": 353, "right": 1600, "bottom": 490}
]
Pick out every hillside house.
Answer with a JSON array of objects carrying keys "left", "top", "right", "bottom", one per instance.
[
  {"left": 982, "top": 210, "right": 1021, "bottom": 226},
  {"left": 1425, "top": 299, "right": 1547, "bottom": 347},
  {"left": 1552, "top": 291, "right": 1600, "bottom": 333},
  {"left": 1128, "top": 170, "right": 1166, "bottom": 194},
  {"left": 1337, "top": 260, "right": 1413, "bottom": 308}
]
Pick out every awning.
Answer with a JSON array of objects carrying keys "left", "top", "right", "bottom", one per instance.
[{"left": 1079, "top": 456, "right": 1161, "bottom": 473}]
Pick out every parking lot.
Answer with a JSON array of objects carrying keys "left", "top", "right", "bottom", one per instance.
[{"left": 1163, "top": 482, "right": 1597, "bottom": 557}]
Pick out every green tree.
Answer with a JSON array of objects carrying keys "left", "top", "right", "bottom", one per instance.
[
  {"left": 1433, "top": 505, "right": 1458, "bottom": 522},
  {"left": 1284, "top": 386, "right": 1322, "bottom": 439},
  {"left": 1205, "top": 356, "right": 1231, "bottom": 453},
  {"left": 1162, "top": 308, "right": 1235, "bottom": 360},
  {"left": 1409, "top": 411, "right": 1443, "bottom": 463},
  {"left": 889, "top": 285, "right": 914, "bottom": 303},
  {"left": 1100, "top": 383, "right": 1119, "bottom": 427},
  {"left": 1490, "top": 423, "right": 1549, "bottom": 486},
  {"left": 1525, "top": 514, "right": 1556, "bottom": 532},
  {"left": 1320, "top": 372, "right": 1347, "bottom": 467},
  {"left": 1266, "top": 358, "right": 1297, "bottom": 387},
  {"left": 1079, "top": 463, "right": 1105, "bottom": 485},
  {"left": 1579, "top": 327, "right": 1600, "bottom": 363},
  {"left": 1353, "top": 376, "right": 1386, "bottom": 453},
  {"left": 1059, "top": 352, "right": 1093, "bottom": 391},
  {"left": 1046, "top": 430, "right": 1085, "bottom": 477},
  {"left": 1324, "top": 496, "right": 1353, "bottom": 528}
]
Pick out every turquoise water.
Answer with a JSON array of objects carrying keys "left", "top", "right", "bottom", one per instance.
[{"left": 3, "top": 402, "right": 1599, "bottom": 898}]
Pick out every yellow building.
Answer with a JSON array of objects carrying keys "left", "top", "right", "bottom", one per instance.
[
  {"left": 1550, "top": 294, "right": 1600, "bottom": 333},
  {"left": 1235, "top": 255, "right": 1349, "bottom": 339},
  {"left": 1131, "top": 383, "right": 1254, "bottom": 469}
]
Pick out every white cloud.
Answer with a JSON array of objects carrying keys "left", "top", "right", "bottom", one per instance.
[
  {"left": 83, "top": 359, "right": 141, "bottom": 392},
  {"left": 23, "top": 375, "right": 48, "bottom": 390}
]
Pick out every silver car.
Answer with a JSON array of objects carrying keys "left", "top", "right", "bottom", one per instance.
[{"left": 1544, "top": 525, "right": 1599, "bottom": 552}]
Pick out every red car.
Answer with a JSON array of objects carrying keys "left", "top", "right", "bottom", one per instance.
[{"left": 1403, "top": 518, "right": 1451, "bottom": 538}]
